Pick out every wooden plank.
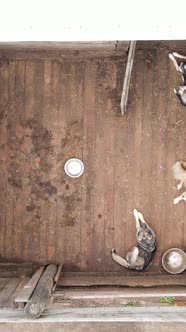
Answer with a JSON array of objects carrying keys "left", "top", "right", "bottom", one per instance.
[
  {"left": 0, "top": 60, "right": 9, "bottom": 258},
  {"left": 113, "top": 58, "right": 127, "bottom": 269},
  {"left": 132, "top": 51, "right": 143, "bottom": 211},
  {"left": 53, "top": 286, "right": 186, "bottom": 300},
  {"left": 0, "top": 263, "right": 34, "bottom": 278},
  {"left": 163, "top": 48, "right": 179, "bottom": 251},
  {"left": 173, "top": 55, "right": 186, "bottom": 248},
  {"left": 139, "top": 50, "right": 154, "bottom": 225},
  {"left": 8, "top": 277, "right": 29, "bottom": 308},
  {"left": 81, "top": 60, "right": 96, "bottom": 271},
  {"left": 58, "top": 273, "right": 186, "bottom": 287},
  {"left": 15, "top": 266, "right": 45, "bottom": 303},
  {"left": 120, "top": 41, "right": 136, "bottom": 114},
  {"left": 24, "top": 264, "right": 57, "bottom": 319},
  {"left": 92, "top": 59, "right": 107, "bottom": 271},
  {"left": 0, "top": 41, "right": 129, "bottom": 52},
  {"left": 0, "top": 278, "right": 20, "bottom": 306},
  {"left": 52, "top": 264, "right": 63, "bottom": 292},
  {"left": 0, "top": 279, "right": 9, "bottom": 291}
]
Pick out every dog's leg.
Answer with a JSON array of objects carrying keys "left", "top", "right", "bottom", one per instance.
[
  {"left": 177, "top": 181, "right": 183, "bottom": 190},
  {"left": 172, "top": 52, "right": 186, "bottom": 60},
  {"left": 133, "top": 208, "right": 140, "bottom": 229},
  {"left": 174, "top": 192, "right": 186, "bottom": 204},
  {"left": 137, "top": 211, "right": 146, "bottom": 224},
  {"left": 111, "top": 249, "right": 130, "bottom": 268},
  {"left": 169, "top": 53, "right": 179, "bottom": 71},
  {"left": 126, "top": 247, "right": 139, "bottom": 266}
]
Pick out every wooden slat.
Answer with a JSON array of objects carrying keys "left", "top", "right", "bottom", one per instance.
[
  {"left": 24, "top": 264, "right": 57, "bottom": 319},
  {"left": 0, "top": 263, "right": 34, "bottom": 278},
  {"left": 15, "top": 266, "right": 45, "bottom": 303},
  {"left": 52, "top": 264, "right": 63, "bottom": 292},
  {"left": 0, "top": 41, "right": 129, "bottom": 51},
  {"left": 58, "top": 273, "right": 186, "bottom": 287},
  {"left": 0, "top": 278, "right": 20, "bottom": 306},
  {"left": 53, "top": 286, "right": 186, "bottom": 300},
  {"left": 120, "top": 40, "right": 136, "bottom": 114},
  {"left": 0, "top": 60, "right": 9, "bottom": 258},
  {"left": 0, "top": 278, "right": 9, "bottom": 291},
  {"left": 81, "top": 60, "right": 96, "bottom": 271},
  {"left": 8, "top": 277, "right": 29, "bottom": 308}
]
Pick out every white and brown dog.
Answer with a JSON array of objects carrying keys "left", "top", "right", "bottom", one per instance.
[
  {"left": 169, "top": 52, "right": 186, "bottom": 106},
  {"left": 173, "top": 161, "right": 186, "bottom": 204},
  {"left": 111, "top": 209, "right": 156, "bottom": 271}
]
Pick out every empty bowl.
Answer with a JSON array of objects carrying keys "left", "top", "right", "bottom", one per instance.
[{"left": 162, "top": 248, "right": 186, "bottom": 274}]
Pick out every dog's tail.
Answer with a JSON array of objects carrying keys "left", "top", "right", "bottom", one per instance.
[
  {"left": 111, "top": 249, "right": 129, "bottom": 268},
  {"left": 172, "top": 161, "right": 186, "bottom": 180}
]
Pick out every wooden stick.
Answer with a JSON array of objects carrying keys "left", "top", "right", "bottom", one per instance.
[
  {"left": 52, "top": 264, "right": 63, "bottom": 292},
  {"left": 120, "top": 40, "right": 136, "bottom": 115},
  {"left": 24, "top": 264, "right": 57, "bottom": 319},
  {"left": 15, "top": 266, "right": 45, "bottom": 304}
]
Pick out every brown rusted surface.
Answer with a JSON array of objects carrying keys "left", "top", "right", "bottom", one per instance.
[{"left": 0, "top": 42, "right": 186, "bottom": 274}]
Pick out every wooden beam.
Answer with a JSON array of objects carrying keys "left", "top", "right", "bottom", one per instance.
[
  {"left": 120, "top": 40, "right": 136, "bottom": 115},
  {"left": 52, "top": 264, "right": 63, "bottom": 292},
  {"left": 24, "top": 264, "right": 57, "bottom": 319},
  {"left": 0, "top": 262, "right": 35, "bottom": 278},
  {"left": 14, "top": 266, "right": 45, "bottom": 304},
  {"left": 58, "top": 273, "right": 186, "bottom": 287},
  {"left": 52, "top": 286, "right": 186, "bottom": 300},
  {"left": 0, "top": 278, "right": 20, "bottom": 307}
]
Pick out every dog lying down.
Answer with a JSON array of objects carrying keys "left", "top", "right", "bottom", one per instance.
[
  {"left": 169, "top": 52, "right": 186, "bottom": 106},
  {"left": 173, "top": 161, "right": 186, "bottom": 204},
  {"left": 111, "top": 209, "right": 156, "bottom": 271}
]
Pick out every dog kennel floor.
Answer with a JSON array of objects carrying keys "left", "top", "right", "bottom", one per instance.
[{"left": 0, "top": 41, "right": 186, "bottom": 275}]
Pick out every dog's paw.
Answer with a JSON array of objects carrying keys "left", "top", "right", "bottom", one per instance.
[
  {"left": 174, "top": 88, "right": 177, "bottom": 94},
  {"left": 111, "top": 248, "right": 116, "bottom": 254}
]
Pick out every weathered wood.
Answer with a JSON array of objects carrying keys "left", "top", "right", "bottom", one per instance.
[
  {"left": 58, "top": 273, "right": 186, "bottom": 287},
  {"left": 120, "top": 40, "right": 136, "bottom": 114},
  {"left": 0, "top": 42, "right": 129, "bottom": 60},
  {"left": 0, "top": 41, "right": 129, "bottom": 51},
  {"left": 15, "top": 266, "right": 45, "bottom": 303},
  {"left": 24, "top": 264, "right": 57, "bottom": 319},
  {"left": 0, "top": 263, "right": 35, "bottom": 278},
  {"left": 1, "top": 42, "right": 186, "bottom": 274},
  {"left": 0, "top": 278, "right": 20, "bottom": 307},
  {"left": 52, "top": 264, "right": 63, "bottom": 292},
  {"left": 0, "top": 278, "right": 9, "bottom": 291},
  {"left": 53, "top": 286, "right": 186, "bottom": 300},
  {"left": 1, "top": 307, "right": 186, "bottom": 327},
  {"left": 9, "top": 278, "right": 29, "bottom": 308}
]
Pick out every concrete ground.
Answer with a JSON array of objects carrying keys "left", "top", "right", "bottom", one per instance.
[{"left": 0, "top": 307, "right": 186, "bottom": 332}]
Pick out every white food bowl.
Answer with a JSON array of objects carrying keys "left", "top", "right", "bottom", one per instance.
[
  {"left": 64, "top": 158, "right": 84, "bottom": 178},
  {"left": 162, "top": 248, "right": 186, "bottom": 274}
]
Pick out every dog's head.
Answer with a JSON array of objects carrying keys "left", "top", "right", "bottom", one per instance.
[
  {"left": 137, "top": 223, "right": 156, "bottom": 252},
  {"left": 179, "top": 62, "right": 186, "bottom": 75}
]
